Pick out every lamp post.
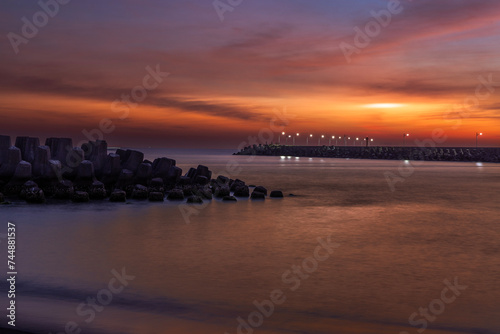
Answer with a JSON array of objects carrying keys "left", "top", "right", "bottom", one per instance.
[
  {"left": 329, "top": 136, "right": 334, "bottom": 146},
  {"left": 476, "top": 132, "right": 483, "bottom": 149},
  {"left": 279, "top": 132, "right": 285, "bottom": 144},
  {"left": 295, "top": 133, "right": 299, "bottom": 146},
  {"left": 307, "top": 134, "right": 313, "bottom": 145},
  {"left": 403, "top": 133, "right": 410, "bottom": 146},
  {"left": 355, "top": 137, "right": 359, "bottom": 146},
  {"left": 288, "top": 135, "right": 291, "bottom": 145},
  {"left": 319, "top": 135, "right": 324, "bottom": 146}
]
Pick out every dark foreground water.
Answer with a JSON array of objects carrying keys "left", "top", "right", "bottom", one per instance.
[{"left": 1, "top": 149, "right": 499, "bottom": 334}]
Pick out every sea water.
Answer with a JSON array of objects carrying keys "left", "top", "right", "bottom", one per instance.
[{"left": 0, "top": 149, "right": 499, "bottom": 334}]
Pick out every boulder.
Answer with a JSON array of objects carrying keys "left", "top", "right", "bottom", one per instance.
[
  {"left": 178, "top": 176, "right": 192, "bottom": 186},
  {"left": 152, "top": 157, "right": 176, "bottom": 180},
  {"left": 254, "top": 186, "right": 268, "bottom": 196},
  {"left": 0, "top": 146, "right": 22, "bottom": 179},
  {"left": 13, "top": 161, "right": 32, "bottom": 180},
  {"left": 72, "top": 191, "right": 90, "bottom": 203},
  {"left": 187, "top": 195, "right": 203, "bottom": 204},
  {"left": 110, "top": 190, "right": 127, "bottom": 202},
  {"left": 270, "top": 190, "right": 284, "bottom": 198},
  {"left": 194, "top": 175, "right": 209, "bottom": 185},
  {"left": 216, "top": 175, "right": 229, "bottom": 185},
  {"left": 15, "top": 136, "right": 40, "bottom": 163},
  {"left": 135, "top": 163, "right": 152, "bottom": 185},
  {"left": 132, "top": 184, "right": 148, "bottom": 200},
  {"left": 251, "top": 191, "right": 266, "bottom": 200},
  {"left": 0, "top": 135, "right": 11, "bottom": 164},
  {"left": 148, "top": 192, "right": 164, "bottom": 202},
  {"left": 89, "top": 181, "right": 107, "bottom": 200},
  {"left": 62, "top": 147, "right": 85, "bottom": 179},
  {"left": 0, "top": 192, "right": 4, "bottom": 203},
  {"left": 167, "top": 189, "right": 185, "bottom": 201},
  {"left": 77, "top": 160, "right": 95, "bottom": 180},
  {"left": 81, "top": 140, "right": 107, "bottom": 176},
  {"left": 214, "top": 185, "right": 230, "bottom": 198},
  {"left": 196, "top": 187, "right": 213, "bottom": 200},
  {"left": 185, "top": 167, "right": 197, "bottom": 179},
  {"left": 233, "top": 185, "right": 250, "bottom": 197},
  {"left": 230, "top": 179, "right": 246, "bottom": 192},
  {"left": 122, "top": 150, "right": 144, "bottom": 173},
  {"left": 165, "top": 166, "right": 182, "bottom": 187},
  {"left": 25, "top": 186, "right": 45, "bottom": 203},
  {"left": 45, "top": 138, "right": 73, "bottom": 164},
  {"left": 149, "top": 178, "right": 164, "bottom": 193},
  {"left": 115, "top": 169, "right": 134, "bottom": 189},
  {"left": 19, "top": 180, "right": 38, "bottom": 199},
  {"left": 195, "top": 165, "right": 212, "bottom": 180},
  {"left": 32, "top": 146, "right": 51, "bottom": 177},
  {"left": 54, "top": 180, "right": 75, "bottom": 199},
  {"left": 103, "top": 154, "right": 122, "bottom": 176},
  {"left": 222, "top": 195, "right": 237, "bottom": 202}
]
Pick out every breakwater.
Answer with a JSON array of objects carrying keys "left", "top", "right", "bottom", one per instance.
[
  {"left": 0, "top": 135, "right": 281, "bottom": 204},
  {"left": 235, "top": 144, "right": 500, "bottom": 163}
]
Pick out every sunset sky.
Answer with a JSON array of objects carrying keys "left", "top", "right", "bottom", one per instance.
[{"left": 1, "top": 0, "right": 499, "bottom": 148}]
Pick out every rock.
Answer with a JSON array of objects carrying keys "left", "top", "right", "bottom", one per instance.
[
  {"left": 251, "top": 191, "right": 266, "bottom": 200},
  {"left": 270, "top": 190, "right": 284, "bottom": 198},
  {"left": 110, "top": 190, "right": 127, "bottom": 202},
  {"left": 77, "top": 160, "right": 95, "bottom": 180},
  {"left": 167, "top": 189, "right": 185, "bottom": 201},
  {"left": 197, "top": 187, "right": 213, "bottom": 200},
  {"left": 45, "top": 137, "right": 73, "bottom": 164},
  {"left": 0, "top": 192, "right": 4, "bottom": 203},
  {"left": 103, "top": 154, "right": 122, "bottom": 176},
  {"left": 178, "top": 176, "right": 192, "bottom": 186},
  {"left": 233, "top": 185, "right": 250, "bottom": 197},
  {"left": 0, "top": 146, "right": 22, "bottom": 179},
  {"left": 13, "top": 161, "right": 32, "bottom": 180},
  {"left": 195, "top": 165, "right": 212, "bottom": 180},
  {"left": 0, "top": 135, "right": 11, "bottom": 164},
  {"left": 216, "top": 175, "right": 229, "bottom": 185},
  {"left": 81, "top": 140, "right": 107, "bottom": 176},
  {"left": 24, "top": 186, "right": 45, "bottom": 203},
  {"left": 223, "top": 195, "right": 237, "bottom": 202},
  {"left": 194, "top": 175, "right": 209, "bottom": 185},
  {"left": 148, "top": 192, "right": 164, "bottom": 202},
  {"left": 149, "top": 177, "right": 164, "bottom": 193},
  {"left": 115, "top": 169, "right": 134, "bottom": 189},
  {"left": 46, "top": 160, "right": 62, "bottom": 180},
  {"left": 132, "top": 184, "right": 148, "bottom": 200},
  {"left": 54, "top": 180, "right": 74, "bottom": 199},
  {"left": 15, "top": 136, "right": 40, "bottom": 163},
  {"left": 135, "top": 163, "right": 152, "bottom": 185},
  {"left": 89, "top": 181, "right": 107, "bottom": 200},
  {"left": 166, "top": 166, "right": 182, "bottom": 187},
  {"left": 214, "top": 185, "right": 230, "bottom": 198},
  {"left": 152, "top": 157, "right": 176, "bottom": 180},
  {"left": 72, "top": 191, "right": 90, "bottom": 203},
  {"left": 187, "top": 196, "right": 203, "bottom": 204},
  {"left": 182, "top": 185, "right": 195, "bottom": 196},
  {"left": 62, "top": 147, "right": 85, "bottom": 179},
  {"left": 230, "top": 179, "right": 246, "bottom": 191},
  {"left": 186, "top": 167, "right": 197, "bottom": 179},
  {"left": 32, "top": 146, "right": 51, "bottom": 177},
  {"left": 254, "top": 186, "right": 268, "bottom": 196},
  {"left": 122, "top": 150, "right": 144, "bottom": 173}
]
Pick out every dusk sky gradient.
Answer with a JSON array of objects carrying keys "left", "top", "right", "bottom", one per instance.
[{"left": 1, "top": 0, "right": 499, "bottom": 148}]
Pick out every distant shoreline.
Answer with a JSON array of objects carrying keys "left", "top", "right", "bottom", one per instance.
[{"left": 235, "top": 144, "right": 500, "bottom": 163}]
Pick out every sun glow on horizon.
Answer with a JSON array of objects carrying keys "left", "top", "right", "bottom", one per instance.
[{"left": 364, "top": 103, "right": 406, "bottom": 109}]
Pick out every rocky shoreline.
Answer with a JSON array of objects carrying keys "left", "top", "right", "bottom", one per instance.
[
  {"left": 235, "top": 144, "right": 500, "bottom": 163},
  {"left": 0, "top": 135, "right": 283, "bottom": 205}
]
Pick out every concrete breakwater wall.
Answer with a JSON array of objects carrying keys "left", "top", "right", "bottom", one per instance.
[
  {"left": 0, "top": 135, "right": 280, "bottom": 204},
  {"left": 235, "top": 144, "right": 500, "bottom": 163}
]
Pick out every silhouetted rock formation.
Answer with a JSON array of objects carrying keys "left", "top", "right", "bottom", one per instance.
[
  {"left": 0, "top": 134, "right": 273, "bottom": 205},
  {"left": 235, "top": 144, "right": 500, "bottom": 163}
]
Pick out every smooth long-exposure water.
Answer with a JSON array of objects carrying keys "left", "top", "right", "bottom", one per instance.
[{"left": 1, "top": 150, "right": 499, "bottom": 334}]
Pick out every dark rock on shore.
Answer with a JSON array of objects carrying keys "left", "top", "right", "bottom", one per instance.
[
  {"left": 148, "top": 192, "right": 164, "bottom": 202},
  {"left": 110, "top": 190, "right": 127, "bottom": 202},
  {"left": 167, "top": 189, "right": 185, "bottom": 201},
  {"left": 254, "top": 186, "right": 268, "bottom": 196},
  {"left": 223, "top": 195, "right": 237, "bottom": 202},
  {"left": 251, "top": 191, "right": 266, "bottom": 200},
  {"left": 270, "top": 190, "right": 284, "bottom": 198},
  {"left": 72, "top": 191, "right": 90, "bottom": 203},
  {"left": 0, "top": 134, "right": 274, "bottom": 205}
]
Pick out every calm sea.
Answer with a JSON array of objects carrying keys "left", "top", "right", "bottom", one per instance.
[{"left": 1, "top": 149, "right": 499, "bottom": 334}]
